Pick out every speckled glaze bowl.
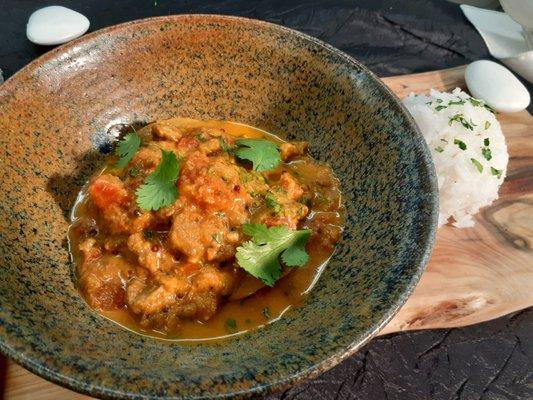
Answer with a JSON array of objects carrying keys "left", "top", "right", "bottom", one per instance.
[{"left": 0, "top": 15, "right": 437, "bottom": 399}]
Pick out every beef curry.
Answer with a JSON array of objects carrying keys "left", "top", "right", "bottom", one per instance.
[{"left": 69, "top": 119, "right": 343, "bottom": 340}]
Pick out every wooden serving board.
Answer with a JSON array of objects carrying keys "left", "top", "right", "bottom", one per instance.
[{"left": 1, "top": 66, "right": 532, "bottom": 399}]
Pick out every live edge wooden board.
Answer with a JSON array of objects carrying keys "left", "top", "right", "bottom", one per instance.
[{"left": 2, "top": 66, "right": 532, "bottom": 399}]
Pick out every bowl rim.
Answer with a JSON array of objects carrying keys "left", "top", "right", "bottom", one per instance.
[{"left": 0, "top": 13, "right": 439, "bottom": 400}]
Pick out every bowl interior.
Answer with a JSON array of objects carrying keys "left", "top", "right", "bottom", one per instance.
[{"left": 0, "top": 15, "right": 437, "bottom": 399}]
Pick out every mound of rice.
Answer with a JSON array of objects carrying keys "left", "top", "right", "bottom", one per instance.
[{"left": 403, "top": 88, "right": 508, "bottom": 228}]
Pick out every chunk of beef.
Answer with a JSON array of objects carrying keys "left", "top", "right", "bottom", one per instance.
[
  {"left": 279, "top": 141, "right": 308, "bottom": 161},
  {"left": 168, "top": 204, "right": 239, "bottom": 263},
  {"left": 78, "top": 239, "right": 131, "bottom": 310},
  {"left": 127, "top": 232, "right": 176, "bottom": 274}
]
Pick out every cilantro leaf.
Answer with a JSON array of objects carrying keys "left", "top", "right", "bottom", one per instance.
[
  {"left": 218, "top": 137, "right": 232, "bottom": 153},
  {"left": 234, "top": 139, "right": 281, "bottom": 172},
  {"left": 481, "top": 147, "right": 492, "bottom": 161},
  {"left": 115, "top": 130, "right": 141, "bottom": 169},
  {"left": 448, "top": 98, "right": 466, "bottom": 106},
  {"left": 454, "top": 139, "right": 467, "bottom": 150},
  {"left": 265, "top": 193, "right": 282, "bottom": 214},
  {"left": 236, "top": 224, "right": 311, "bottom": 286},
  {"left": 280, "top": 233, "right": 309, "bottom": 266},
  {"left": 135, "top": 150, "right": 180, "bottom": 211},
  {"left": 224, "top": 318, "right": 238, "bottom": 333},
  {"left": 471, "top": 158, "right": 483, "bottom": 173},
  {"left": 449, "top": 113, "right": 475, "bottom": 131},
  {"left": 491, "top": 166, "right": 503, "bottom": 179}
]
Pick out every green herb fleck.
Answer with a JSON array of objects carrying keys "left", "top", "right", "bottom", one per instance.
[
  {"left": 218, "top": 137, "right": 232, "bottom": 153},
  {"left": 484, "top": 138, "right": 490, "bottom": 146},
  {"left": 298, "top": 196, "right": 312, "bottom": 207},
  {"left": 265, "top": 193, "right": 282, "bottom": 214},
  {"left": 129, "top": 166, "right": 140, "bottom": 177},
  {"left": 224, "top": 318, "right": 238, "bottom": 334},
  {"left": 440, "top": 138, "right": 448, "bottom": 143},
  {"left": 212, "top": 233, "right": 221, "bottom": 244},
  {"left": 143, "top": 230, "right": 153, "bottom": 239},
  {"left": 434, "top": 146, "right": 444, "bottom": 153},
  {"left": 481, "top": 147, "right": 492, "bottom": 161},
  {"left": 468, "top": 97, "right": 495, "bottom": 113},
  {"left": 484, "top": 121, "right": 491, "bottom": 130},
  {"left": 236, "top": 224, "right": 311, "bottom": 286},
  {"left": 262, "top": 307, "right": 271, "bottom": 319},
  {"left": 448, "top": 98, "right": 466, "bottom": 106},
  {"left": 115, "top": 129, "right": 141, "bottom": 169},
  {"left": 471, "top": 158, "right": 484, "bottom": 173},
  {"left": 484, "top": 104, "right": 495, "bottom": 113},
  {"left": 136, "top": 150, "right": 180, "bottom": 211},
  {"left": 435, "top": 105, "right": 448, "bottom": 111},
  {"left": 449, "top": 113, "right": 475, "bottom": 131},
  {"left": 436, "top": 98, "right": 443, "bottom": 103},
  {"left": 454, "top": 139, "right": 467, "bottom": 150},
  {"left": 426, "top": 101, "right": 432, "bottom": 105},
  {"left": 490, "top": 166, "right": 503, "bottom": 179},
  {"left": 195, "top": 133, "right": 207, "bottom": 142}
]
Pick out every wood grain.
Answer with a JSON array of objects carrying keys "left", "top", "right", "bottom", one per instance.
[{"left": 1, "top": 65, "right": 532, "bottom": 398}]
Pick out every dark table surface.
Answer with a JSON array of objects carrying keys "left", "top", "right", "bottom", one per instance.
[{"left": 1, "top": 1, "right": 532, "bottom": 399}]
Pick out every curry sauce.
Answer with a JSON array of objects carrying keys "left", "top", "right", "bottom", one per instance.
[{"left": 68, "top": 119, "right": 344, "bottom": 341}]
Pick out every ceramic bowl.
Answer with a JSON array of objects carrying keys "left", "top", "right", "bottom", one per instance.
[{"left": 0, "top": 15, "right": 437, "bottom": 399}]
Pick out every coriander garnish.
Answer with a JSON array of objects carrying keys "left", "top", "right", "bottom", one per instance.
[
  {"left": 218, "top": 137, "right": 232, "bottom": 153},
  {"left": 490, "top": 166, "right": 503, "bottom": 179},
  {"left": 195, "top": 133, "right": 207, "bottom": 142},
  {"left": 448, "top": 98, "right": 466, "bottom": 106},
  {"left": 468, "top": 97, "right": 495, "bottom": 113},
  {"left": 115, "top": 129, "right": 141, "bottom": 169},
  {"left": 129, "top": 166, "right": 140, "bottom": 177},
  {"left": 135, "top": 150, "right": 180, "bottom": 211},
  {"left": 449, "top": 113, "right": 475, "bottom": 131},
  {"left": 262, "top": 307, "right": 271, "bottom": 319},
  {"left": 143, "top": 230, "right": 153, "bottom": 239},
  {"left": 234, "top": 139, "right": 281, "bottom": 172},
  {"left": 265, "top": 193, "right": 282, "bottom": 214},
  {"left": 471, "top": 158, "right": 483, "bottom": 173},
  {"left": 236, "top": 224, "right": 310, "bottom": 286},
  {"left": 481, "top": 147, "right": 492, "bottom": 161},
  {"left": 454, "top": 139, "right": 467, "bottom": 150},
  {"left": 434, "top": 146, "right": 444, "bottom": 153},
  {"left": 224, "top": 318, "right": 238, "bottom": 334},
  {"left": 484, "top": 138, "right": 490, "bottom": 146},
  {"left": 435, "top": 105, "right": 448, "bottom": 111},
  {"left": 484, "top": 121, "right": 491, "bottom": 130}
]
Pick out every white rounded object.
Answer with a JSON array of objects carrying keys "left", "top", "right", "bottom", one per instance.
[
  {"left": 465, "top": 60, "right": 530, "bottom": 113},
  {"left": 26, "top": 6, "right": 90, "bottom": 46}
]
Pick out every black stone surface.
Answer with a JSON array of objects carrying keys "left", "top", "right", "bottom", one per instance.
[{"left": 1, "top": 1, "right": 531, "bottom": 399}]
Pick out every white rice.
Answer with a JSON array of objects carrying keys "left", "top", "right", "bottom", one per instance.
[{"left": 403, "top": 88, "right": 508, "bottom": 228}]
